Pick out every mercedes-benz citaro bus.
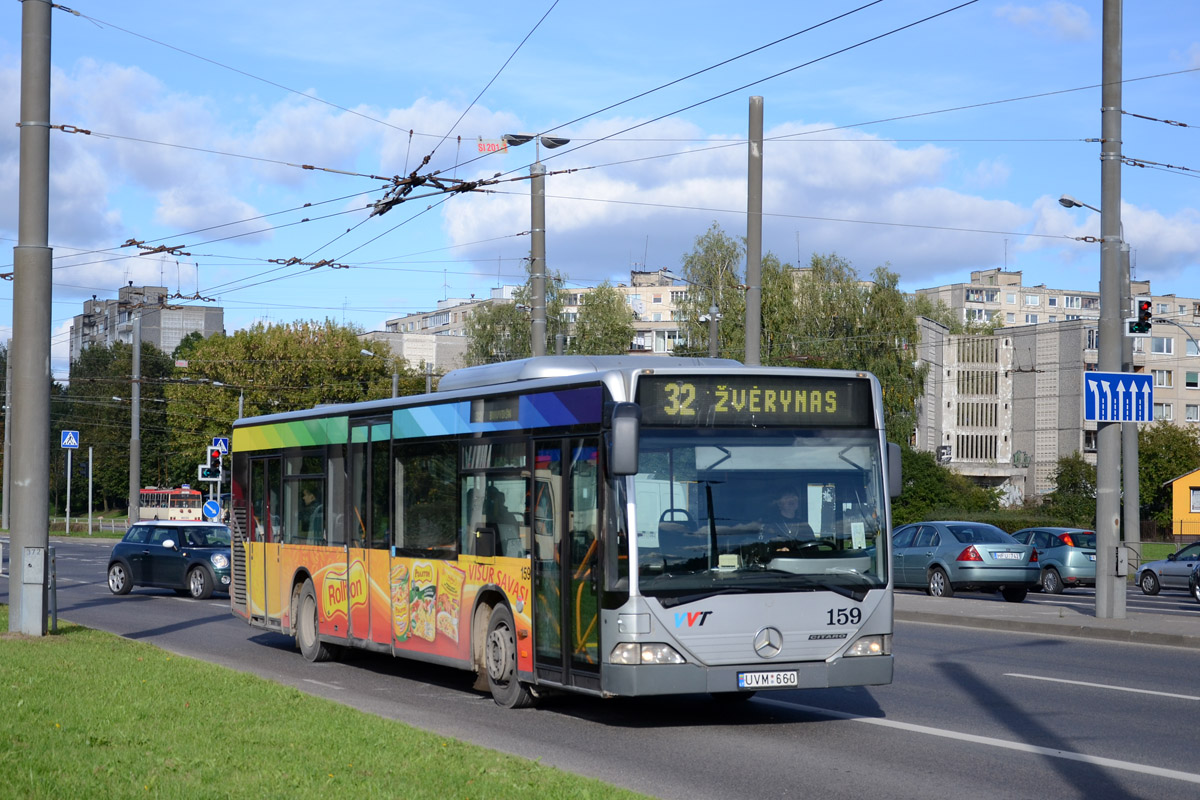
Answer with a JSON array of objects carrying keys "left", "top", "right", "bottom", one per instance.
[{"left": 229, "top": 356, "right": 899, "bottom": 707}]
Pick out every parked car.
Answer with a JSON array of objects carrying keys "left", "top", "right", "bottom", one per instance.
[
  {"left": 891, "top": 521, "right": 1039, "bottom": 602},
  {"left": 1189, "top": 562, "right": 1200, "bottom": 604},
  {"left": 107, "top": 520, "right": 232, "bottom": 599},
  {"left": 1010, "top": 527, "right": 1096, "bottom": 594},
  {"left": 1135, "top": 541, "right": 1200, "bottom": 595}
]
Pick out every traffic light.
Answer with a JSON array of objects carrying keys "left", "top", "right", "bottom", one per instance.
[
  {"left": 1127, "top": 297, "right": 1152, "bottom": 336},
  {"left": 199, "top": 447, "right": 222, "bottom": 481}
]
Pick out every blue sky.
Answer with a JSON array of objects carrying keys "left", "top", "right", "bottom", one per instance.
[{"left": 2, "top": 1, "right": 1198, "bottom": 375}]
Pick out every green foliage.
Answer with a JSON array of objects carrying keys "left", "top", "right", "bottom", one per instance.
[
  {"left": 569, "top": 281, "right": 635, "bottom": 355},
  {"left": 1043, "top": 452, "right": 1097, "bottom": 528},
  {"left": 464, "top": 265, "right": 567, "bottom": 365},
  {"left": 674, "top": 222, "right": 746, "bottom": 359},
  {"left": 1138, "top": 421, "right": 1200, "bottom": 526},
  {"left": 891, "top": 445, "right": 1000, "bottom": 526}
]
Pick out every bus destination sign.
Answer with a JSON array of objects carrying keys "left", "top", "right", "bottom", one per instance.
[{"left": 636, "top": 374, "right": 874, "bottom": 427}]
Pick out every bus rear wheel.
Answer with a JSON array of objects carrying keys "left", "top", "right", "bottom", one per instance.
[
  {"left": 485, "top": 605, "right": 535, "bottom": 709},
  {"left": 296, "top": 578, "right": 333, "bottom": 663}
]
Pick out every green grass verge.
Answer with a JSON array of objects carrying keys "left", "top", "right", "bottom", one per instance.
[
  {"left": 1138, "top": 541, "right": 1177, "bottom": 564},
  {"left": 0, "top": 606, "right": 647, "bottom": 800}
]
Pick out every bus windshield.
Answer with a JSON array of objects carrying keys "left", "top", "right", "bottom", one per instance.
[{"left": 632, "top": 428, "right": 888, "bottom": 602}]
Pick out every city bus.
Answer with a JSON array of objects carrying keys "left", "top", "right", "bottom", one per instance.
[
  {"left": 228, "top": 356, "right": 899, "bottom": 707},
  {"left": 139, "top": 486, "right": 205, "bottom": 521}
]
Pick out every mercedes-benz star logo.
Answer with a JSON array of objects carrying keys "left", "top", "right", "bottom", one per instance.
[{"left": 753, "top": 626, "right": 783, "bottom": 658}]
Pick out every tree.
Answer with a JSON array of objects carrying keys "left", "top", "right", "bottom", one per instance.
[
  {"left": 1043, "top": 452, "right": 1096, "bottom": 527},
  {"left": 675, "top": 222, "right": 746, "bottom": 359},
  {"left": 891, "top": 445, "right": 999, "bottom": 525},
  {"left": 568, "top": 281, "right": 635, "bottom": 355},
  {"left": 163, "top": 320, "right": 409, "bottom": 482},
  {"left": 464, "top": 264, "right": 566, "bottom": 365},
  {"left": 1138, "top": 421, "right": 1200, "bottom": 527}
]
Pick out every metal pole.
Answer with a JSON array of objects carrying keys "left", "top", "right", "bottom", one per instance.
[
  {"left": 708, "top": 302, "right": 719, "bottom": 358},
  {"left": 88, "top": 446, "right": 93, "bottom": 536},
  {"left": 65, "top": 448, "right": 71, "bottom": 535},
  {"left": 129, "top": 313, "right": 141, "bottom": 522},
  {"left": 530, "top": 161, "right": 547, "bottom": 357},
  {"left": 392, "top": 371, "right": 399, "bottom": 398},
  {"left": 11, "top": 0, "right": 53, "bottom": 634},
  {"left": 3, "top": 341, "right": 11, "bottom": 531},
  {"left": 425, "top": 362, "right": 432, "bottom": 394},
  {"left": 1095, "top": 0, "right": 1124, "bottom": 619},
  {"left": 745, "top": 96, "right": 763, "bottom": 366},
  {"left": 1120, "top": 243, "right": 1139, "bottom": 567}
]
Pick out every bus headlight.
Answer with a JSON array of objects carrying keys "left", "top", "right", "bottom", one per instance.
[
  {"left": 610, "top": 642, "right": 686, "bottom": 665},
  {"left": 845, "top": 634, "right": 890, "bottom": 657},
  {"left": 210, "top": 553, "right": 230, "bottom": 569}
]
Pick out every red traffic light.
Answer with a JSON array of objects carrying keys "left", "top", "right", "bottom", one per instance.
[{"left": 209, "top": 448, "right": 222, "bottom": 461}]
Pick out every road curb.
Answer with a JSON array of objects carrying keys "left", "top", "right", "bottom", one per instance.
[{"left": 895, "top": 609, "right": 1200, "bottom": 650}]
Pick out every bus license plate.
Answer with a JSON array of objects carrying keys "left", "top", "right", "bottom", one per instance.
[{"left": 738, "top": 670, "right": 798, "bottom": 689}]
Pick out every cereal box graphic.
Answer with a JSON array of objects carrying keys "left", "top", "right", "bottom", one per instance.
[
  {"left": 409, "top": 561, "right": 438, "bottom": 643},
  {"left": 435, "top": 563, "right": 466, "bottom": 643},
  {"left": 390, "top": 562, "right": 410, "bottom": 642}
]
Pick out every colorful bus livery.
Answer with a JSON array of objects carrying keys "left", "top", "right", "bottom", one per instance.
[{"left": 229, "top": 356, "right": 899, "bottom": 707}]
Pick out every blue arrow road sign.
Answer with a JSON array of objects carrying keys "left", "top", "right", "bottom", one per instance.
[
  {"left": 203, "top": 500, "right": 221, "bottom": 519},
  {"left": 212, "top": 437, "right": 230, "bottom": 454},
  {"left": 61, "top": 430, "right": 80, "bottom": 448},
  {"left": 1085, "top": 371, "right": 1153, "bottom": 422}
]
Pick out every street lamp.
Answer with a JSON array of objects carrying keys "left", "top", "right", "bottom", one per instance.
[
  {"left": 659, "top": 269, "right": 721, "bottom": 358},
  {"left": 502, "top": 133, "right": 570, "bottom": 358}
]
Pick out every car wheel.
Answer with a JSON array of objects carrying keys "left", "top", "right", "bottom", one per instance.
[
  {"left": 1192, "top": 579, "right": 1200, "bottom": 605},
  {"left": 927, "top": 567, "right": 954, "bottom": 598},
  {"left": 485, "top": 604, "right": 536, "bottom": 708},
  {"left": 187, "top": 567, "right": 214, "bottom": 600},
  {"left": 107, "top": 562, "right": 132, "bottom": 595},
  {"left": 1138, "top": 571, "right": 1160, "bottom": 596},
  {"left": 296, "top": 578, "right": 333, "bottom": 663},
  {"left": 1041, "top": 568, "right": 1063, "bottom": 595},
  {"left": 1001, "top": 586, "right": 1029, "bottom": 603}
]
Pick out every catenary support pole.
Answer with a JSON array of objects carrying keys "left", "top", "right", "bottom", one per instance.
[{"left": 745, "top": 96, "right": 763, "bottom": 366}]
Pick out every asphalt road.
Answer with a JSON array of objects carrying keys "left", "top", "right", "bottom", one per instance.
[{"left": 5, "top": 537, "right": 1200, "bottom": 799}]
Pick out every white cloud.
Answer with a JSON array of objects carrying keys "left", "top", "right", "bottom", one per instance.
[{"left": 995, "top": 3, "right": 1094, "bottom": 41}]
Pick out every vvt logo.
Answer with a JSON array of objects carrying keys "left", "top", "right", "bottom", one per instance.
[{"left": 674, "top": 611, "right": 712, "bottom": 628}]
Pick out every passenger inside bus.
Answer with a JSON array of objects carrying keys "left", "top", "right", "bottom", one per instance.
[{"left": 484, "top": 485, "right": 523, "bottom": 557}]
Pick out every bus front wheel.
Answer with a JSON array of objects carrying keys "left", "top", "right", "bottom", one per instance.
[{"left": 485, "top": 605, "right": 535, "bottom": 709}]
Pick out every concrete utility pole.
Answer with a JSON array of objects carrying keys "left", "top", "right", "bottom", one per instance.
[
  {"left": 1095, "top": 0, "right": 1125, "bottom": 619},
  {"left": 3, "top": 343, "right": 12, "bottom": 531},
  {"left": 530, "top": 160, "right": 547, "bottom": 357},
  {"left": 128, "top": 313, "right": 141, "bottom": 522},
  {"left": 10, "top": 0, "right": 53, "bottom": 634},
  {"left": 745, "top": 96, "right": 763, "bottom": 366}
]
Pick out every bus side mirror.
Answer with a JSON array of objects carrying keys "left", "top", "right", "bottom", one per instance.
[
  {"left": 609, "top": 402, "right": 641, "bottom": 476},
  {"left": 887, "top": 442, "right": 902, "bottom": 498}
]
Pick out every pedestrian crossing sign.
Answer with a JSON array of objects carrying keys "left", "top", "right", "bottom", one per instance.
[{"left": 61, "top": 430, "right": 80, "bottom": 449}]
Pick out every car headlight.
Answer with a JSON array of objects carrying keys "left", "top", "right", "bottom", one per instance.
[
  {"left": 609, "top": 642, "right": 685, "bottom": 665},
  {"left": 845, "top": 634, "right": 890, "bottom": 657},
  {"left": 210, "top": 553, "right": 230, "bottom": 569}
]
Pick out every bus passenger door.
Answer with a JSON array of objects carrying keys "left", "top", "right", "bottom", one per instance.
[
  {"left": 349, "top": 419, "right": 391, "bottom": 643},
  {"left": 249, "top": 457, "right": 283, "bottom": 625},
  {"left": 533, "top": 438, "right": 601, "bottom": 690}
]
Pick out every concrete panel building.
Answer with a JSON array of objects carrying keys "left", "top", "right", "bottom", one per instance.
[{"left": 69, "top": 284, "right": 224, "bottom": 363}]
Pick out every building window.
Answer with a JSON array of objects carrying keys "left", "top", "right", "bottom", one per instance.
[
  {"left": 1187, "top": 371, "right": 1199, "bottom": 389},
  {"left": 1086, "top": 328, "right": 1099, "bottom": 350},
  {"left": 1024, "top": 295, "right": 1040, "bottom": 306},
  {"left": 1186, "top": 404, "right": 1200, "bottom": 423},
  {"left": 1025, "top": 314, "right": 1039, "bottom": 324},
  {"left": 1049, "top": 316, "right": 1057, "bottom": 323},
  {"left": 1006, "top": 292, "right": 1017, "bottom": 305},
  {"left": 1063, "top": 296, "right": 1082, "bottom": 309},
  {"left": 1188, "top": 340, "right": 1199, "bottom": 357},
  {"left": 1084, "top": 430, "right": 1097, "bottom": 452},
  {"left": 1151, "top": 337, "right": 1174, "bottom": 355},
  {"left": 1066, "top": 314, "right": 1081, "bottom": 321},
  {"left": 967, "top": 289, "right": 999, "bottom": 303},
  {"left": 1192, "top": 487, "right": 1200, "bottom": 513},
  {"left": 1047, "top": 296, "right": 1058, "bottom": 307},
  {"left": 1153, "top": 369, "right": 1174, "bottom": 388},
  {"left": 1157, "top": 303, "right": 1169, "bottom": 314},
  {"left": 1153, "top": 402, "right": 1173, "bottom": 421},
  {"left": 652, "top": 294, "right": 662, "bottom": 304}
]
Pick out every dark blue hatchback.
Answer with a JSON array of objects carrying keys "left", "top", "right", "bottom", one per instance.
[{"left": 107, "top": 520, "right": 232, "bottom": 599}]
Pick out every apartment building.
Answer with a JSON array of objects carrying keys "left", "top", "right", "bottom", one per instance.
[
  {"left": 69, "top": 284, "right": 225, "bottom": 363},
  {"left": 915, "top": 269, "right": 1200, "bottom": 503}
]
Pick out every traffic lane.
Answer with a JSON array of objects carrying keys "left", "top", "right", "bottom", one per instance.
[{"left": 884, "top": 619, "right": 1200, "bottom": 771}]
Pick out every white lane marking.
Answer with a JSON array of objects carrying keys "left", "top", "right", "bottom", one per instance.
[
  {"left": 1004, "top": 672, "right": 1200, "bottom": 701},
  {"left": 760, "top": 698, "right": 1200, "bottom": 785},
  {"left": 303, "top": 678, "right": 343, "bottom": 690}
]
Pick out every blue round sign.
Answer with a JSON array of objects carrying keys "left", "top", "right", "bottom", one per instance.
[{"left": 203, "top": 500, "right": 221, "bottom": 519}]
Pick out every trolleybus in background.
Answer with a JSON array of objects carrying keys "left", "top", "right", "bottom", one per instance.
[
  {"left": 229, "top": 356, "right": 900, "bottom": 708},
  {"left": 139, "top": 486, "right": 205, "bottom": 521}
]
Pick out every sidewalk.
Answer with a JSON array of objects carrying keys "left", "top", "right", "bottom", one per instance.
[{"left": 895, "top": 590, "right": 1200, "bottom": 650}]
